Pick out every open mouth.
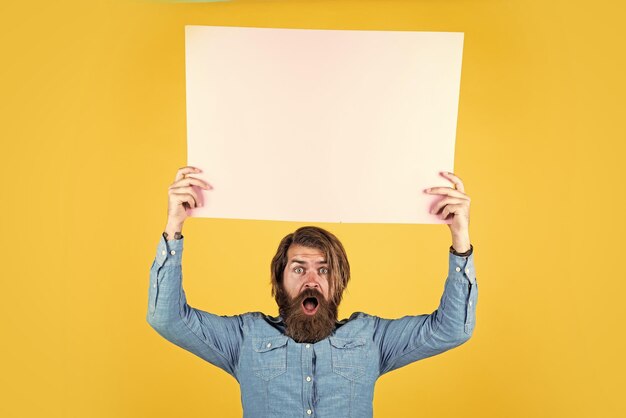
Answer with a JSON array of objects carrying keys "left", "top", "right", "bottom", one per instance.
[{"left": 302, "top": 296, "right": 319, "bottom": 316}]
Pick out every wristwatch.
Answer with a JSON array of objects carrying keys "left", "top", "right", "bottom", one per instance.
[
  {"left": 163, "top": 231, "right": 183, "bottom": 241},
  {"left": 449, "top": 244, "right": 473, "bottom": 257}
]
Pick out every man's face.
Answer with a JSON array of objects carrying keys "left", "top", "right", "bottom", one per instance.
[
  {"left": 282, "top": 245, "right": 331, "bottom": 314},
  {"left": 277, "top": 244, "right": 338, "bottom": 343}
]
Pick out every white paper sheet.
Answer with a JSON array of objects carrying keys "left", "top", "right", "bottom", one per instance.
[{"left": 185, "top": 25, "right": 463, "bottom": 224}]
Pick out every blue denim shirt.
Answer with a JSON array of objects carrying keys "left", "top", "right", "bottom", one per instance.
[{"left": 147, "top": 235, "right": 477, "bottom": 418}]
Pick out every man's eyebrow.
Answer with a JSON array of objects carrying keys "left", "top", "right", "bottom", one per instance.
[{"left": 290, "top": 259, "right": 328, "bottom": 265}]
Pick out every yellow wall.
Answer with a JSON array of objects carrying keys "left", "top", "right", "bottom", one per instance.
[{"left": 1, "top": 0, "right": 624, "bottom": 417}]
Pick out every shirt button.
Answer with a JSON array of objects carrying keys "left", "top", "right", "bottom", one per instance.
[
  {"left": 305, "top": 344, "right": 311, "bottom": 349},
  {"left": 469, "top": 300, "right": 473, "bottom": 306},
  {"left": 170, "top": 250, "right": 176, "bottom": 255},
  {"left": 161, "top": 250, "right": 166, "bottom": 256},
  {"left": 306, "top": 376, "right": 312, "bottom": 382},
  {"left": 306, "top": 409, "right": 312, "bottom": 415},
  {"left": 465, "top": 268, "right": 470, "bottom": 274},
  {"left": 266, "top": 343, "right": 272, "bottom": 348},
  {"left": 153, "top": 283, "right": 157, "bottom": 288},
  {"left": 455, "top": 266, "right": 461, "bottom": 272}
]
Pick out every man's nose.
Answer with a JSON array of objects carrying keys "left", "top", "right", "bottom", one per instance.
[{"left": 303, "top": 272, "right": 321, "bottom": 288}]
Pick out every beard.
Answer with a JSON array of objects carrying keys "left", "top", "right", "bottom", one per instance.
[{"left": 276, "top": 287, "right": 338, "bottom": 344}]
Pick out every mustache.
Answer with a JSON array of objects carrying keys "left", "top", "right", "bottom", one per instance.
[
  {"left": 296, "top": 287, "right": 324, "bottom": 302},
  {"left": 284, "top": 288, "right": 324, "bottom": 314}
]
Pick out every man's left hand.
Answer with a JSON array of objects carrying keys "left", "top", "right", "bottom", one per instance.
[{"left": 424, "top": 172, "right": 471, "bottom": 253}]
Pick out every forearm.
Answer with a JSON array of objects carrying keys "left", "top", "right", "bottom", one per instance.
[
  {"left": 374, "top": 248, "right": 478, "bottom": 374},
  {"left": 164, "top": 220, "right": 184, "bottom": 241},
  {"left": 147, "top": 234, "right": 185, "bottom": 327},
  {"left": 146, "top": 234, "right": 244, "bottom": 376},
  {"left": 451, "top": 230, "right": 471, "bottom": 254},
  {"left": 437, "top": 250, "right": 478, "bottom": 338}
]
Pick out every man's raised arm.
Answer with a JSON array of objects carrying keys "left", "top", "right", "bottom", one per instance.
[
  {"left": 374, "top": 171, "right": 478, "bottom": 375},
  {"left": 146, "top": 166, "right": 243, "bottom": 378}
]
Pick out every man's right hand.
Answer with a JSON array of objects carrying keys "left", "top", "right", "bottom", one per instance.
[{"left": 165, "top": 166, "right": 212, "bottom": 237}]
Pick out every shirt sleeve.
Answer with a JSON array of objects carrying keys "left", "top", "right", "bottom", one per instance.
[
  {"left": 373, "top": 250, "right": 478, "bottom": 376},
  {"left": 146, "top": 234, "right": 244, "bottom": 378}
]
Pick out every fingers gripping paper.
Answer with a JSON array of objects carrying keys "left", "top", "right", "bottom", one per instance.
[{"left": 185, "top": 26, "right": 463, "bottom": 224}]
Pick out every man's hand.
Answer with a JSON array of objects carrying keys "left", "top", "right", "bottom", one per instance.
[
  {"left": 165, "top": 166, "right": 212, "bottom": 237},
  {"left": 424, "top": 172, "right": 471, "bottom": 253}
]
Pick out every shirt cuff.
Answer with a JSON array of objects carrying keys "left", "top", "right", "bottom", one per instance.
[
  {"left": 448, "top": 250, "right": 476, "bottom": 285},
  {"left": 154, "top": 233, "right": 184, "bottom": 268}
]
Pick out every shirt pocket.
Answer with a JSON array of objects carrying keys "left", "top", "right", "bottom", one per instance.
[
  {"left": 251, "top": 335, "right": 289, "bottom": 381},
  {"left": 329, "top": 336, "right": 368, "bottom": 382}
]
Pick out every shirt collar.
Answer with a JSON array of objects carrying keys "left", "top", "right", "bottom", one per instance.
[{"left": 264, "top": 314, "right": 350, "bottom": 326}]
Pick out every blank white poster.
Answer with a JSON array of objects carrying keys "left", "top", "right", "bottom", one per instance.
[{"left": 185, "top": 25, "right": 464, "bottom": 224}]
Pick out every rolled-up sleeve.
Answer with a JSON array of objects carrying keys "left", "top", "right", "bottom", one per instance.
[
  {"left": 147, "top": 235, "right": 243, "bottom": 378},
  {"left": 374, "top": 250, "right": 478, "bottom": 375}
]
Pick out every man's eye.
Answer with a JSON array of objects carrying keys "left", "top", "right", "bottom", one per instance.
[
  {"left": 294, "top": 267, "right": 304, "bottom": 274},
  {"left": 319, "top": 267, "right": 329, "bottom": 274}
]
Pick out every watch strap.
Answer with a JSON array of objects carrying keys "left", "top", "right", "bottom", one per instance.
[{"left": 450, "top": 243, "right": 473, "bottom": 257}]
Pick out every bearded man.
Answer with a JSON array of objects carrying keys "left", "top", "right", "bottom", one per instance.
[{"left": 147, "top": 166, "right": 478, "bottom": 418}]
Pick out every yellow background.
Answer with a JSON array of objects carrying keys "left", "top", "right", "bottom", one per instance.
[{"left": 1, "top": 0, "right": 624, "bottom": 417}]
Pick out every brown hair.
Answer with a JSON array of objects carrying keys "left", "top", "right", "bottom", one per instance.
[{"left": 271, "top": 226, "right": 351, "bottom": 306}]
